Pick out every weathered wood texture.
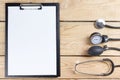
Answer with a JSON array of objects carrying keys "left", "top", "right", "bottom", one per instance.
[
  {"left": 1, "top": 0, "right": 120, "bottom": 20},
  {"left": 60, "top": 22, "right": 120, "bottom": 55},
  {"left": 1, "top": 0, "right": 120, "bottom": 80},
  {"left": 0, "top": 22, "right": 120, "bottom": 56},
  {"left": 1, "top": 57, "right": 120, "bottom": 78}
]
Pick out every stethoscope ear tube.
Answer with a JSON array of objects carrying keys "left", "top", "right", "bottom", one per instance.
[{"left": 79, "top": 19, "right": 120, "bottom": 76}]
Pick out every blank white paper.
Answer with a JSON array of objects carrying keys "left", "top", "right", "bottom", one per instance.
[{"left": 7, "top": 5, "right": 57, "bottom": 76}]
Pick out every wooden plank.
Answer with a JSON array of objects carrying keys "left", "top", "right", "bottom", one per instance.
[
  {"left": 1, "top": 0, "right": 120, "bottom": 20},
  {"left": 61, "top": 57, "right": 120, "bottom": 78},
  {"left": 0, "top": 22, "right": 5, "bottom": 56},
  {"left": 1, "top": 22, "right": 120, "bottom": 56},
  {"left": 0, "top": 56, "right": 4, "bottom": 78},
  {"left": 60, "top": 22, "right": 120, "bottom": 56},
  {"left": 1, "top": 56, "right": 120, "bottom": 78},
  {"left": 0, "top": 0, "right": 5, "bottom": 21}
]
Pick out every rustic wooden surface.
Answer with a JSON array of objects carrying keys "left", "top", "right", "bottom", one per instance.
[
  {"left": 0, "top": 0, "right": 120, "bottom": 79},
  {"left": 1, "top": 0, "right": 120, "bottom": 21}
]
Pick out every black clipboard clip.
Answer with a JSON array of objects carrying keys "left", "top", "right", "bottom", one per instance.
[{"left": 20, "top": 3, "right": 42, "bottom": 10}]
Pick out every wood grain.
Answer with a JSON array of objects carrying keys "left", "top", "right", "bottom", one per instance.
[
  {"left": 1, "top": 22, "right": 120, "bottom": 56},
  {"left": 1, "top": 1, "right": 120, "bottom": 79},
  {"left": 1, "top": 56, "right": 120, "bottom": 78},
  {"left": 60, "top": 22, "right": 120, "bottom": 56},
  {"left": 0, "top": 22, "right": 5, "bottom": 56},
  {"left": 1, "top": 0, "right": 120, "bottom": 20}
]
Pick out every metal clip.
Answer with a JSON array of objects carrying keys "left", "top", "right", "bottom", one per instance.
[{"left": 20, "top": 3, "right": 42, "bottom": 10}]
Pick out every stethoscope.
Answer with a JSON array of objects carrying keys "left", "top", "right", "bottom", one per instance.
[
  {"left": 75, "top": 19, "right": 120, "bottom": 76},
  {"left": 95, "top": 19, "right": 120, "bottom": 29},
  {"left": 75, "top": 58, "right": 120, "bottom": 76}
]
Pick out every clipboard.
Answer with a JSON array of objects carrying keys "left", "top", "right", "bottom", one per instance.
[{"left": 5, "top": 3, "right": 60, "bottom": 77}]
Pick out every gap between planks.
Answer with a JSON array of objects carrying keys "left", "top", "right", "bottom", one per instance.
[{"left": 2, "top": 20, "right": 120, "bottom": 22}]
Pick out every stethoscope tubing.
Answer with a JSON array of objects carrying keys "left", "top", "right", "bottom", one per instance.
[{"left": 75, "top": 58, "right": 120, "bottom": 76}]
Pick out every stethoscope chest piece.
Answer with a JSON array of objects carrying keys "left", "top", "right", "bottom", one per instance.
[
  {"left": 95, "top": 19, "right": 106, "bottom": 29},
  {"left": 95, "top": 19, "right": 120, "bottom": 29}
]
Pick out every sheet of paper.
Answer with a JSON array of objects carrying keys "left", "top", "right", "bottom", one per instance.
[{"left": 6, "top": 4, "right": 59, "bottom": 76}]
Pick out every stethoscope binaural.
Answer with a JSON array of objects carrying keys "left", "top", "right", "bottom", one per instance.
[
  {"left": 75, "top": 58, "right": 120, "bottom": 76},
  {"left": 75, "top": 19, "right": 120, "bottom": 76}
]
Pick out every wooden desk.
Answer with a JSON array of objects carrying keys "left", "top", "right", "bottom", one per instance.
[{"left": 0, "top": 0, "right": 120, "bottom": 80}]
